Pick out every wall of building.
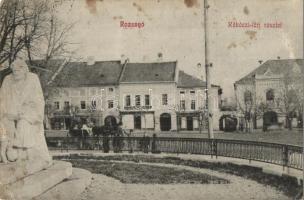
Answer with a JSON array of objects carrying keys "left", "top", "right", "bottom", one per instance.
[
  {"left": 176, "top": 87, "right": 221, "bottom": 130},
  {"left": 47, "top": 86, "right": 120, "bottom": 127},
  {"left": 47, "top": 83, "right": 222, "bottom": 131},
  {"left": 119, "top": 82, "right": 177, "bottom": 131},
  {"left": 235, "top": 74, "right": 301, "bottom": 129}
]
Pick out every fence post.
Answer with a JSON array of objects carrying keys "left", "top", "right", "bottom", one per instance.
[
  {"left": 213, "top": 139, "right": 218, "bottom": 159},
  {"left": 210, "top": 139, "right": 213, "bottom": 158},
  {"left": 151, "top": 134, "right": 157, "bottom": 153},
  {"left": 144, "top": 136, "right": 150, "bottom": 153},
  {"left": 282, "top": 145, "right": 289, "bottom": 171},
  {"left": 128, "top": 136, "right": 133, "bottom": 153}
]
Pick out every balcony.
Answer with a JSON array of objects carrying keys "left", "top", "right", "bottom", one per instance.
[{"left": 124, "top": 105, "right": 152, "bottom": 111}]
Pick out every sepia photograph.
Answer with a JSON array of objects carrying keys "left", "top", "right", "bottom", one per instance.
[{"left": 0, "top": 0, "right": 303, "bottom": 199}]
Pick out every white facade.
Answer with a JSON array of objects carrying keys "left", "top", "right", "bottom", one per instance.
[{"left": 234, "top": 59, "right": 304, "bottom": 130}]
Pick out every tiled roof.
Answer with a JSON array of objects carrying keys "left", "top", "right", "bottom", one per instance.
[
  {"left": 49, "top": 61, "right": 123, "bottom": 87},
  {"left": 177, "top": 70, "right": 219, "bottom": 88},
  {"left": 119, "top": 61, "right": 177, "bottom": 83},
  {"left": 235, "top": 59, "right": 304, "bottom": 84}
]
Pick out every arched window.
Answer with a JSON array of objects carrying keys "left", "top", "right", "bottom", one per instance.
[
  {"left": 244, "top": 91, "right": 252, "bottom": 104},
  {"left": 266, "top": 89, "right": 274, "bottom": 102}
]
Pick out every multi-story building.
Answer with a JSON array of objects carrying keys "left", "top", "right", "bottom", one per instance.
[
  {"left": 45, "top": 60, "right": 124, "bottom": 129},
  {"left": 41, "top": 59, "right": 222, "bottom": 131},
  {"left": 234, "top": 59, "right": 304, "bottom": 130},
  {"left": 176, "top": 71, "right": 221, "bottom": 131},
  {"left": 119, "top": 61, "right": 179, "bottom": 131}
]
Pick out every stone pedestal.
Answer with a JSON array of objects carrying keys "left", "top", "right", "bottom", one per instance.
[{"left": 0, "top": 161, "right": 92, "bottom": 200}]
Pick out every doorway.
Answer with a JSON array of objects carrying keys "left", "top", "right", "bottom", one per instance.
[
  {"left": 160, "top": 113, "right": 171, "bottom": 131},
  {"left": 187, "top": 116, "right": 193, "bottom": 131},
  {"left": 134, "top": 115, "right": 141, "bottom": 129}
]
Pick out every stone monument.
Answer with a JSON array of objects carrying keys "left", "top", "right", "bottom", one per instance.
[{"left": 0, "top": 59, "right": 91, "bottom": 200}]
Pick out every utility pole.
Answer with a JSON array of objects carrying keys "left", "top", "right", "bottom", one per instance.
[{"left": 204, "top": 0, "right": 214, "bottom": 139}]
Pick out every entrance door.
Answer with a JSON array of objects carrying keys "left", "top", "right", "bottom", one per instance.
[
  {"left": 160, "top": 113, "right": 171, "bottom": 131},
  {"left": 134, "top": 115, "right": 141, "bottom": 129},
  {"left": 187, "top": 116, "right": 193, "bottom": 131},
  {"left": 104, "top": 116, "right": 117, "bottom": 127}
]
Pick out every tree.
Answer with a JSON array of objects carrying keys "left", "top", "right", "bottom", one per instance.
[
  {"left": 234, "top": 84, "right": 255, "bottom": 132},
  {"left": 276, "top": 67, "right": 304, "bottom": 130},
  {"left": 0, "top": 0, "right": 75, "bottom": 67}
]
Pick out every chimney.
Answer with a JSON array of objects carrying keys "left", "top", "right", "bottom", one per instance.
[
  {"left": 277, "top": 56, "right": 280, "bottom": 60},
  {"left": 197, "top": 63, "right": 203, "bottom": 80},
  {"left": 120, "top": 54, "right": 126, "bottom": 65},
  {"left": 157, "top": 52, "right": 163, "bottom": 62},
  {"left": 87, "top": 56, "right": 95, "bottom": 65},
  {"left": 258, "top": 60, "right": 263, "bottom": 64}
]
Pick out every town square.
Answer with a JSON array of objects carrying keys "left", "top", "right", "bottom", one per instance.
[{"left": 0, "top": 0, "right": 303, "bottom": 199}]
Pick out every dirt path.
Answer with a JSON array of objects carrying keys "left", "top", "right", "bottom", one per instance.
[{"left": 75, "top": 161, "right": 289, "bottom": 200}]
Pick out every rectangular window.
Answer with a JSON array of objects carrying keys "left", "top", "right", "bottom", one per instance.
[
  {"left": 135, "top": 95, "right": 141, "bottom": 106},
  {"left": 54, "top": 101, "right": 60, "bottom": 110},
  {"left": 145, "top": 95, "right": 150, "bottom": 106},
  {"left": 191, "top": 100, "right": 196, "bottom": 110},
  {"left": 190, "top": 90, "right": 195, "bottom": 94},
  {"left": 180, "top": 100, "right": 186, "bottom": 110},
  {"left": 162, "top": 94, "right": 168, "bottom": 105},
  {"left": 108, "top": 100, "right": 114, "bottom": 108},
  {"left": 80, "top": 101, "right": 86, "bottom": 109},
  {"left": 108, "top": 87, "right": 114, "bottom": 92},
  {"left": 125, "top": 95, "right": 131, "bottom": 107},
  {"left": 64, "top": 101, "right": 69, "bottom": 109},
  {"left": 180, "top": 91, "right": 185, "bottom": 94}
]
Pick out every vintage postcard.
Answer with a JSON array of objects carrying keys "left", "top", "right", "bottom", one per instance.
[{"left": 0, "top": 0, "right": 303, "bottom": 199}]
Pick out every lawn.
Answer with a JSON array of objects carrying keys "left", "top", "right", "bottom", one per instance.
[
  {"left": 56, "top": 154, "right": 302, "bottom": 199},
  {"left": 134, "top": 129, "right": 303, "bottom": 146},
  {"left": 67, "top": 159, "right": 229, "bottom": 184}
]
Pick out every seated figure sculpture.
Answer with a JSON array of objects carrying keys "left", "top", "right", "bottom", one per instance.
[{"left": 0, "top": 58, "right": 52, "bottom": 167}]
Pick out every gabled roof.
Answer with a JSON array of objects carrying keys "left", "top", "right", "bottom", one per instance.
[
  {"left": 177, "top": 70, "right": 219, "bottom": 88},
  {"left": 119, "top": 61, "right": 177, "bottom": 83},
  {"left": 235, "top": 59, "right": 304, "bottom": 84},
  {"left": 49, "top": 61, "right": 123, "bottom": 87}
]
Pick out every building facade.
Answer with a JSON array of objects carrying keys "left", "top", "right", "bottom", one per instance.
[
  {"left": 234, "top": 59, "right": 304, "bottom": 130},
  {"left": 45, "top": 61, "right": 123, "bottom": 129},
  {"left": 41, "top": 59, "right": 222, "bottom": 132},
  {"left": 176, "top": 71, "right": 221, "bottom": 131}
]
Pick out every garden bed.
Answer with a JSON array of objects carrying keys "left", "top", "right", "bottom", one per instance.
[
  {"left": 67, "top": 159, "right": 229, "bottom": 184},
  {"left": 55, "top": 154, "right": 302, "bottom": 198}
]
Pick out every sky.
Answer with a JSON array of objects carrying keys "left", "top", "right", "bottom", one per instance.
[{"left": 56, "top": 0, "right": 303, "bottom": 99}]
